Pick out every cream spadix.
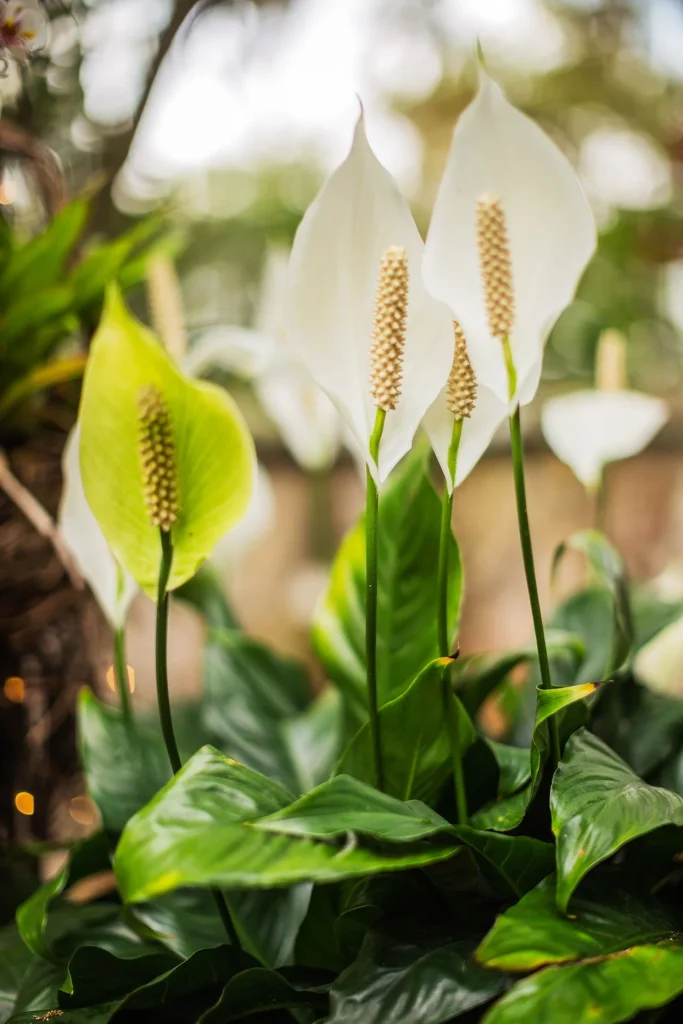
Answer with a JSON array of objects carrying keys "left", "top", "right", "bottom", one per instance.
[
  {"left": 423, "top": 70, "right": 596, "bottom": 406},
  {"left": 286, "top": 115, "right": 454, "bottom": 483},
  {"left": 423, "top": 321, "right": 509, "bottom": 492}
]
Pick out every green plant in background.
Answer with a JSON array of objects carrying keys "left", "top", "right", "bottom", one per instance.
[
  {"left": 0, "top": 199, "right": 169, "bottom": 435},
  {"left": 8, "top": 61, "right": 683, "bottom": 1024}
]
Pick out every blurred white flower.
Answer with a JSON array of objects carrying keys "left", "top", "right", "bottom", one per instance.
[
  {"left": 286, "top": 114, "right": 453, "bottom": 483},
  {"left": 210, "top": 462, "right": 275, "bottom": 576},
  {"left": 59, "top": 425, "right": 137, "bottom": 630},
  {"left": 635, "top": 615, "right": 683, "bottom": 699},
  {"left": 0, "top": 1, "right": 48, "bottom": 59},
  {"left": 423, "top": 69, "right": 596, "bottom": 406},
  {"left": 185, "top": 247, "right": 342, "bottom": 473},
  {"left": 541, "top": 391, "right": 668, "bottom": 490}
]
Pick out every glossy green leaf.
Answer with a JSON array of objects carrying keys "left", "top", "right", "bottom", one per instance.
[
  {"left": 451, "top": 828, "right": 554, "bottom": 899},
  {"left": 553, "top": 530, "right": 633, "bottom": 674},
  {"left": 477, "top": 875, "right": 676, "bottom": 971},
  {"left": 201, "top": 629, "right": 310, "bottom": 792},
  {"left": 77, "top": 688, "right": 171, "bottom": 833},
  {"left": 15, "top": 832, "right": 111, "bottom": 964},
  {"left": 79, "top": 287, "right": 255, "bottom": 594},
  {"left": 483, "top": 942, "right": 683, "bottom": 1024},
  {"left": 337, "top": 658, "right": 474, "bottom": 803},
  {"left": 472, "top": 683, "right": 599, "bottom": 831},
  {"left": 551, "top": 728, "right": 683, "bottom": 912},
  {"left": 129, "top": 884, "right": 311, "bottom": 970},
  {"left": 313, "top": 448, "right": 462, "bottom": 727},
  {"left": 114, "top": 747, "right": 460, "bottom": 903},
  {"left": 254, "top": 774, "right": 453, "bottom": 843},
  {"left": 198, "top": 967, "right": 326, "bottom": 1023},
  {"left": 328, "top": 928, "right": 507, "bottom": 1024}
]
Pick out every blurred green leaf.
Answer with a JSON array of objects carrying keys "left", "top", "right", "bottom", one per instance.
[
  {"left": 77, "top": 688, "right": 171, "bottom": 833},
  {"left": 15, "top": 832, "right": 111, "bottom": 964},
  {"left": 553, "top": 530, "right": 633, "bottom": 676},
  {"left": 313, "top": 448, "right": 462, "bottom": 730}
]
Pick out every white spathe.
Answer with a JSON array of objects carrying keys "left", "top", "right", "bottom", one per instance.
[
  {"left": 286, "top": 114, "right": 454, "bottom": 483},
  {"left": 635, "top": 615, "right": 683, "bottom": 700},
  {"left": 423, "top": 70, "right": 596, "bottom": 406},
  {"left": 59, "top": 425, "right": 137, "bottom": 630},
  {"left": 541, "top": 389, "right": 669, "bottom": 489},
  {"left": 184, "top": 248, "right": 342, "bottom": 473},
  {"left": 210, "top": 462, "right": 275, "bottom": 575},
  {"left": 422, "top": 382, "right": 509, "bottom": 492}
]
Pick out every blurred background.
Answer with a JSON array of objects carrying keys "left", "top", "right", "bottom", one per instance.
[{"left": 3, "top": 0, "right": 683, "bottom": 849}]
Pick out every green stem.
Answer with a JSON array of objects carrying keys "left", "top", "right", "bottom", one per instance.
[
  {"left": 366, "top": 408, "right": 386, "bottom": 792},
  {"left": 437, "top": 419, "right": 463, "bottom": 657},
  {"left": 156, "top": 529, "right": 181, "bottom": 774},
  {"left": 436, "top": 419, "right": 468, "bottom": 825},
  {"left": 504, "top": 341, "right": 561, "bottom": 766},
  {"left": 155, "top": 528, "right": 241, "bottom": 949},
  {"left": 113, "top": 627, "right": 132, "bottom": 721}
]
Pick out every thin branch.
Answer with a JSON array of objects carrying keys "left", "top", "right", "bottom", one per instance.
[{"left": 0, "top": 449, "right": 83, "bottom": 590}]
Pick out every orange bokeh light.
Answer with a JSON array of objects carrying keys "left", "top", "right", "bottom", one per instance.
[
  {"left": 15, "top": 791, "right": 34, "bottom": 816},
  {"left": 105, "top": 665, "right": 135, "bottom": 694},
  {"left": 4, "top": 676, "right": 25, "bottom": 703}
]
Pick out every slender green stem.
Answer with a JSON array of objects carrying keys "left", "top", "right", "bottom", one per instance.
[
  {"left": 590, "top": 472, "right": 607, "bottom": 534},
  {"left": 113, "top": 627, "right": 132, "bottom": 721},
  {"left": 156, "top": 529, "right": 181, "bottom": 774},
  {"left": 436, "top": 419, "right": 468, "bottom": 825},
  {"left": 437, "top": 419, "right": 463, "bottom": 657},
  {"left": 503, "top": 340, "right": 561, "bottom": 765},
  {"left": 366, "top": 408, "right": 386, "bottom": 791},
  {"left": 155, "top": 529, "right": 241, "bottom": 949}
]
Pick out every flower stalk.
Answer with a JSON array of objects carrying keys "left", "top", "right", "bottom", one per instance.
[
  {"left": 365, "top": 244, "right": 409, "bottom": 792},
  {"left": 366, "top": 408, "right": 386, "bottom": 792},
  {"left": 113, "top": 627, "right": 132, "bottom": 723},
  {"left": 139, "top": 384, "right": 241, "bottom": 949},
  {"left": 477, "top": 195, "right": 560, "bottom": 765},
  {"left": 436, "top": 322, "right": 476, "bottom": 825},
  {"left": 504, "top": 342, "right": 561, "bottom": 765}
]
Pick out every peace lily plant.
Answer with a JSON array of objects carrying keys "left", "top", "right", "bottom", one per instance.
[
  {"left": 542, "top": 328, "right": 669, "bottom": 501},
  {"left": 12, "top": 61, "right": 683, "bottom": 1024}
]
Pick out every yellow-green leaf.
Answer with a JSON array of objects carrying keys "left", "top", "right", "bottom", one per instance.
[{"left": 79, "top": 288, "right": 255, "bottom": 594}]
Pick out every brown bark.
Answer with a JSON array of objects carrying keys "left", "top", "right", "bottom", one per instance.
[{"left": 0, "top": 435, "right": 102, "bottom": 844}]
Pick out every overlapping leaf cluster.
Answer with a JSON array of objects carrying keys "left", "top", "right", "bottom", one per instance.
[{"left": 5, "top": 448, "right": 683, "bottom": 1022}]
